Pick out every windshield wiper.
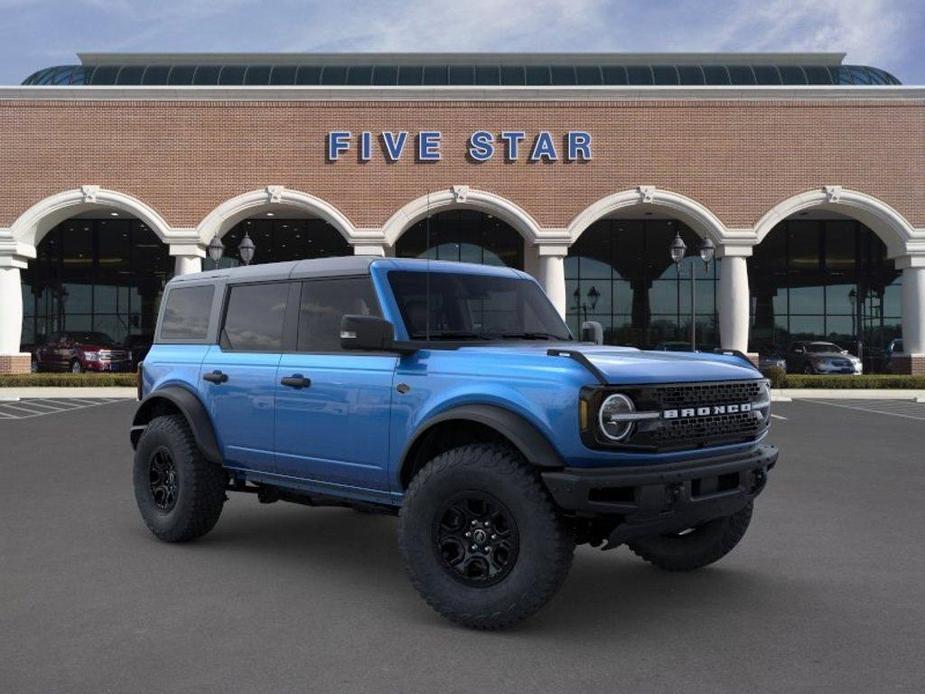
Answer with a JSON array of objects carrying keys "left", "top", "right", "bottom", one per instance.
[{"left": 500, "top": 331, "right": 565, "bottom": 341}]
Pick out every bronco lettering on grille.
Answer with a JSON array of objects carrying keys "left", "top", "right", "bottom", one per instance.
[{"left": 662, "top": 403, "right": 752, "bottom": 419}]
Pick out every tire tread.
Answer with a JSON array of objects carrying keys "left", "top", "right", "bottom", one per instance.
[
  {"left": 134, "top": 415, "right": 226, "bottom": 543},
  {"left": 399, "top": 443, "right": 573, "bottom": 630},
  {"left": 627, "top": 502, "right": 753, "bottom": 571}
]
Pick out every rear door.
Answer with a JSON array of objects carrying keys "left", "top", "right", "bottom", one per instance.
[
  {"left": 274, "top": 276, "right": 397, "bottom": 496},
  {"left": 200, "top": 281, "right": 295, "bottom": 474}
]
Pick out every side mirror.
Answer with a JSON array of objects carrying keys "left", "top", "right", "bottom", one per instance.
[
  {"left": 580, "top": 320, "right": 604, "bottom": 345},
  {"left": 340, "top": 315, "right": 396, "bottom": 351}
]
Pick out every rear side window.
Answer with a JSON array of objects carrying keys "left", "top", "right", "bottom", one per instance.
[
  {"left": 160, "top": 285, "right": 214, "bottom": 340},
  {"left": 221, "top": 282, "right": 290, "bottom": 352},
  {"left": 297, "top": 277, "right": 381, "bottom": 352}
]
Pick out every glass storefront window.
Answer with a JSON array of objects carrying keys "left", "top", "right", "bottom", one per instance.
[
  {"left": 20, "top": 219, "right": 172, "bottom": 349},
  {"left": 565, "top": 219, "right": 718, "bottom": 349},
  {"left": 748, "top": 219, "right": 900, "bottom": 371},
  {"left": 395, "top": 211, "right": 524, "bottom": 269},
  {"left": 216, "top": 218, "right": 350, "bottom": 269}
]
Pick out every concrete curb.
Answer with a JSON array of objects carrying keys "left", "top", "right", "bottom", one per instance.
[
  {"left": 772, "top": 389, "right": 925, "bottom": 401},
  {"left": 0, "top": 387, "right": 137, "bottom": 399}
]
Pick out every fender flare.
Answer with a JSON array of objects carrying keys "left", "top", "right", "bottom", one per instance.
[
  {"left": 130, "top": 386, "right": 222, "bottom": 464},
  {"left": 399, "top": 404, "right": 564, "bottom": 484}
]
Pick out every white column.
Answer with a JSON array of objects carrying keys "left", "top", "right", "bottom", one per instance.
[
  {"left": 717, "top": 247, "right": 753, "bottom": 355},
  {"left": 0, "top": 266, "right": 24, "bottom": 354},
  {"left": 537, "top": 245, "right": 568, "bottom": 319},
  {"left": 169, "top": 241, "right": 207, "bottom": 276},
  {"left": 898, "top": 256, "right": 925, "bottom": 356},
  {"left": 352, "top": 243, "right": 387, "bottom": 257},
  {"left": 174, "top": 255, "right": 202, "bottom": 275},
  {"left": 0, "top": 240, "right": 33, "bottom": 373}
]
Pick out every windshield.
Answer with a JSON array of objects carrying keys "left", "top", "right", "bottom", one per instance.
[
  {"left": 67, "top": 332, "right": 116, "bottom": 346},
  {"left": 388, "top": 270, "right": 572, "bottom": 342},
  {"left": 807, "top": 342, "right": 843, "bottom": 353}
]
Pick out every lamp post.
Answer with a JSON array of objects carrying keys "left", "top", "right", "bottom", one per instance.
[
  {"left": 669, "top": 233, "right": 714, "bottom": 351},
  {"left": 848, "top": 287, "right": 864, "bottom": 365},
  {"left": 238, "top": 233, "right": 256, "bottom": 266},
  {"left": 207, "top": 235, "right": 224, "bottom": 269},
  {"left": 848, "top": 288, "right": 857, "bottom": 338},
  {"left": 572, "top": 285, "right": 600, "bottom": 324}
]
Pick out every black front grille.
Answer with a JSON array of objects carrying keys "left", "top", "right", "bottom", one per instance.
[
  {"left": 655, "top": 411, "right": 761, "bottom": 444},
  {"left": 584, "top": 379, "right": 770, "bottom": 452},
  {"left": 654, "top": 381, "right": 764, "bottom": 408},
  {"left": 633, "top": 380, "right": 769, "bottom": 450}
]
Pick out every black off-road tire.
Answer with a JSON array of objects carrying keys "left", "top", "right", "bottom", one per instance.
[
  {"left": 627, "top": 502, "right": 753, "bottom": 571},
  {"left": 133, "top": 415, "right": 227, "bottom": 543},
  {"left": 399, "top": 444, "right": 574, "bottom": 630}
]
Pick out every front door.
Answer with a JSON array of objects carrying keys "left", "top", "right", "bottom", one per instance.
[
  {"left": 200, "top": 281, "right": 294, "bottom": 473},
  {"left": 274, "top": 276, "right": 396, "bottom": 496}
]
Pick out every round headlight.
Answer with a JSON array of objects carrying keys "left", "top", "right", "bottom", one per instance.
[{"left": 598, "top": 393, "right": 636, "bottom": 442}]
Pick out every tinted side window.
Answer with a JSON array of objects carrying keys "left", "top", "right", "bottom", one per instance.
[
  {"left": 298, "top": 277, "right": 381, "bottom": 352},
  {"left": 160, "top": 285, "right": 214, "bottom": 340},
  {"left": 221, "top": 283, "right": 290, "bottom": 352}
]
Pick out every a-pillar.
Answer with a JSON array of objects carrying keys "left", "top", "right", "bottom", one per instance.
[
  {"left": 717, "top": 245, "right": 757, "bottom": 363},
  {"left": 0, "top": 238, "right": 35, "bottom": 374},
  {"left": 895, "top": 255, "right": 925, "bottom": 375},
  {"left": 536, "top": 245, "right": 568, "bottom": 319}
]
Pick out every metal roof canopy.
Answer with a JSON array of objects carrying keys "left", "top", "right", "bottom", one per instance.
[{"left": 78, "top": 52, "right": 849, "bottom": 67}]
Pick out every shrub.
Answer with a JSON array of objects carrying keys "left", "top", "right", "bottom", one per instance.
[
  {"left": 771, "top": 374, "right": 925, "bottom": 389},
  {"left": 761, "top": 366, "right": 787, "bottom": 389},
  {"left": 0, "top": 373, "right": 136, "bottom": 387}
]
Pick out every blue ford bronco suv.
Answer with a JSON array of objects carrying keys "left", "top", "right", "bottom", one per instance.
[{"left": 131, "top": 256, "right": 777, "bottom": 629}]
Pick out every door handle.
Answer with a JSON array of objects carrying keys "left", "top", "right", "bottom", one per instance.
[
  {"left": 280, "top": 374, "right": 311, "bottom": 389},
  {"left": 203, "top": 370, "right": 228, "bottom": 384}
]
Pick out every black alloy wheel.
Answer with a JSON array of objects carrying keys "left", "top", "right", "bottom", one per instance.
[
  {"left": 148, "top": 447, "right": 179, "bottom": 512},
  {"left": 434, "top": 492, "right": 519, "bottom": 587},
  {"left": 399, "top": 443, "right": 574, "bottom": 630}
]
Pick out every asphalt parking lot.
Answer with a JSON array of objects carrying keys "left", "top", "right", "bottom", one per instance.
[{"left": 2, "top": 400, "right": 924, "bottom": 693}]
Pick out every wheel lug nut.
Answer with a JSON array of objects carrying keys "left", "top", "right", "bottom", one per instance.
[
  {"left": 465, "top": 532, "right": 471, "bottom": 537},
  {"left": 491, "top": 534, "right": 497, "bottom": 540},
  {"left": 471, "top": 520, "right": 477, "bottom": 526},
  {"left": 471, "top": 545, "right": 478, "bottom": 551},
  {"left": 485, "top": 547, "right": 491, "bottom": 552}
]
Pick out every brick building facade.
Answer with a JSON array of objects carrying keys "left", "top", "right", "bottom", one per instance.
[{"left": 1, "top": 53, "right": 923, "bottom": 374}]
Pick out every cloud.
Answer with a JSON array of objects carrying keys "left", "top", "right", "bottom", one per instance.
[
  {"left": 708, "top": 0, "right": 909, "bottom": 67},
  {"left": 0, "top": 0, "right": 921, "bottom": 84}
]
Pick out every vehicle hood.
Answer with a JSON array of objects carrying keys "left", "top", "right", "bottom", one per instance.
[
  {"left": 457, "top": 343, "right": 762, "bottom": 384},
  {"left": 76, "top": 343, "right": 118, "bottom": 351}
]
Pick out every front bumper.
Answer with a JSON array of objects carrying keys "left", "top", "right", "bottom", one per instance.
[
  {"left": 85, "top": 360, "right": 133, "bottom": 372},
  {"left": 813, "top": 361, "right": 862, "bottom": 374},
  {"left": 541, "top": 444, "right": 778, "bottom": 545}
]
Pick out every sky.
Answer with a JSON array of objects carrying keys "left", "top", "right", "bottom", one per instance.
[{"left": 0, "top": 0, "right": 923, "bottom": 84}]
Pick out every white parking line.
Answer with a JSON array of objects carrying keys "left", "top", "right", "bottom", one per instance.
[
  {"left": 770, "top": 413, "right": 788, "bottom": 421},
  {"left": 0, "top": 403, "right": 50, "bottom": 416},
  {"left": 29, "top": 399, "right": 84, "bottom": 409},
  {"left": 802, "top": 399, "right": 925, "bottom": 421},
  {"left": 0, "top": 398, "right": 126, "bottom": 420},
  {"left": 11, "top": 400, "right": 70, "bottom": 412}
]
